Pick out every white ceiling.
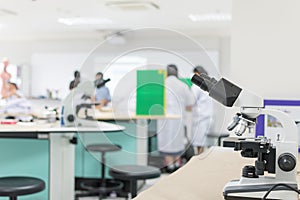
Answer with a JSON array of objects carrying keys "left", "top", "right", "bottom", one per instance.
[{"left": 0, "top": 0, "right": 232, "bottom": 40}]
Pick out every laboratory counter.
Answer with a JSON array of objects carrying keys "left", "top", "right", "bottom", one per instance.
[
  {"left": 0, "top": 120, "right": 125, "bottom": 137},
  {"left": 135, "top": 147, "right": 300, "bottom": 200},
  {"left": 78, "top": 108, "right": 180, "bottom": 121},
  {"left": 0, "top": 120, "right": 125, "bottom": 200}
]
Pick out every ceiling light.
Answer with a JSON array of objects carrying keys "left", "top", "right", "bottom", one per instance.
[
  {"left": 104, "top": 32, "right": 126, "bottom": 45},
  {"left": 189, "top": 13, "right": 232, "bottom": 22},
  {"left": 106, "top": 1, "right": 159, "bottom": 11},
  {"left": 57, "top": 17, "right": 113, "bottom": 26},
  {"left": 0, "top": 9, "right": 17, "bottom": 16}
]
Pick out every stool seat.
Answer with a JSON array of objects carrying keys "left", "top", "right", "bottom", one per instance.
[
  {"left": 0, "top": 177, "right": 45, "bottom": 197},
  {"left": 87, "top": 144, "right": 121, "bottom": 153},
  {"left": 109, "top": 165, "right": 161, "bottom": 198},
  {"left": 109, "top": 165, "right": 161, "bottom": 180}
]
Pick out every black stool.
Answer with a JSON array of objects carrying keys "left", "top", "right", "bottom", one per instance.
[
  {"left": 109, "top": 165, "right": 161, "bottom": 198},
  {"left": 0, "top": 176, "right": 45, "bottom": 200},
  {"left": 78, "top": 144, "right": 124, "bottom": 199}
]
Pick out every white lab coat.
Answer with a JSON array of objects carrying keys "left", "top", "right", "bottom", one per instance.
[
  {"left": 157, "top": 76, "right": 194, "bottom": 154},
  {"left": 191, "top": 84, "right": 213, "bottom": 146}
]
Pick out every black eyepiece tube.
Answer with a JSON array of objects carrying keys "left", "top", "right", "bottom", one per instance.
[
  {"left": 200, "top": 74, "right": 218, "bottom": 85},
  {"left": 191, "top": 74, "right": 217, "bottom": 92},
  {"left": 191, "top": 74, "right": 209, "bottom": 92},
  {"left": 191, "top": 74, "right": 242, "bottom": 107}
]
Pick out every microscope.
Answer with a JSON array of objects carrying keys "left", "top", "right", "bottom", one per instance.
[
  {"left": 62, "top": 81, "right": 99, "bottom": 127},
  {"left": 62, "top": 76, "right": 112, "bottom": 127},
  {"left": 191, "top": 74, "right": 299, "bottom": 200}
]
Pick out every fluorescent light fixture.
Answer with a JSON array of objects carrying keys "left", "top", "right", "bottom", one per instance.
[
  {"left": 189, "top": 13, "right": 232, "bottom": 22},
  {"left": 106, "top": 1, "right": 159, "bottom": 10},
  {"left": 58, "top": 17, "right": 113, "bottom": 26},
  {"left": 105, "top": 33, "right": 126, "bottom": 45}
]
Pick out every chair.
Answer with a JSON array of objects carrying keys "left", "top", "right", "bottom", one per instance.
[
  {"left": 109, "top": 165, "right": 161, "bottom": 198},
  {"left": 0, "top": 176, "right": 45, "bottom": 200},
  {"left": 77, "top": 143, "right": 124, "bottom": 199}
]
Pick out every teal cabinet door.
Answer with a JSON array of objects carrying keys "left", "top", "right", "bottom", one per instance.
[{"left": 0, "top": 139, "right": 49, "bottom": 200}]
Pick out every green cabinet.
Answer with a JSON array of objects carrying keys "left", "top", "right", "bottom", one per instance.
[{"left": 136, "top": 70, "right": 166, "bottom": 115}]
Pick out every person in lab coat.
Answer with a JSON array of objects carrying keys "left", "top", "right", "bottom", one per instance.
[
  {"left": 157, "top": 64, "right": 194, "bottom": 173},
  {"left": 191, "top": 66, "right": 214, "bottom": 154}
]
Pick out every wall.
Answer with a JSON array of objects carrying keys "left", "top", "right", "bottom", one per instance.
[
  {"left": 231, "top": 0, "right": 300, "bottom": 99},
  {"left": 31, "top": 52, "right": 88, "bottom": 99},
  {"left": 220, "top": 0, "right": 300, "bottom": 136}
]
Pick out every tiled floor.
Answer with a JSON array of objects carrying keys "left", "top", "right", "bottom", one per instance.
[{"left": 77, "top": 174, "right": 167, "bottom": 200}]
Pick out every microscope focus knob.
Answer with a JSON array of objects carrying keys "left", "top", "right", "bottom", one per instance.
[
  {"left": 242, "top": 165, "right": 258, "bottom": 178},
  {"left": 278, "top": 153, "right": 296, "bottom": 172}
]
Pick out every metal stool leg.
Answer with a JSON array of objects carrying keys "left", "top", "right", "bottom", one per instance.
[
  {"left": 101, "top": 152, "right": 106, "bottom": 186},
  {"left": 130, "top": 180, "right": 137, "bottom": 197},
  {"left": 100, "top": 152, "right": 106, "bottom": 199}
]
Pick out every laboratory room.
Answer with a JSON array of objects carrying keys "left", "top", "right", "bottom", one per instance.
[{"left": 0, "top": 0, "right": 300, "bottom": 200}]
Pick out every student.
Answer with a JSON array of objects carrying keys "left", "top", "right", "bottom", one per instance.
[
  {"left": 91, "top": 72, "right": 111, "bottom": 109},
  {"left": 191, "top": 66, "right": 213, "bottom": 154},
  {"left": 69, "top": 70, "right": 80, "bottom": 90},
  {"left": 157, "top": 64, "right": 194, "bottom": 173}
]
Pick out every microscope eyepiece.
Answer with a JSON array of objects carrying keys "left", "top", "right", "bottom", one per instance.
[
  {"left": 191, "top": 74, "right": 217, "bottom": 92},
  {"left": 200, "top": 73, "right": 218, "bottom": 85},
  {"left": 191, "top": 74, "right": 209, "bottom": 92},
  {"left": 191, "top": 74, "right": 242, "bottom": 107}
]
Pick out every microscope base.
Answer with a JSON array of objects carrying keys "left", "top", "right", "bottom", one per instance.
[
  {"left": 225, "top": 197, "right": 271, "bottom": 200},
  {"left": 225, "top": 197, "right": 278, "bottom": 200},
  {"left": 223, "top": 180, "right": 298, "bottom": 200}
]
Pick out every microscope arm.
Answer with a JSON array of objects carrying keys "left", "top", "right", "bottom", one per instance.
[{"left": 259, "top": 108, "right": 298, "bottom": 143}]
